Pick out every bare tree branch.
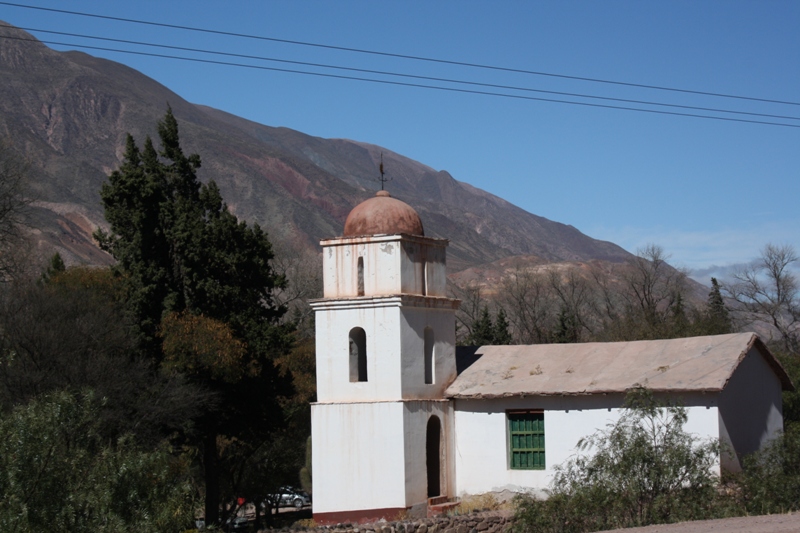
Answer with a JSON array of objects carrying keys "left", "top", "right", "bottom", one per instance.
[
  {"left": 725, "top": 243, "right": 799, "bottom": 354},
  {"left": 270, "top": 236, "right": 323, "bottom": 339},
  {"left": 498, "top": 264, "right": 556, "bottom": 344}
]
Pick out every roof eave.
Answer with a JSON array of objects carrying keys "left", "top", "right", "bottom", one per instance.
[{"left": 446, "top": 386, "right": 725, "bottom": 400}]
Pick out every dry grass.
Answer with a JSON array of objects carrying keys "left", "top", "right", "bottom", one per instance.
[
  {"left": 449, "top": 493, "right": 503, "bottom": 515},
  {"left": 393, "top": 508, "right": 414, "bottom": 521},
  {"left": 293, "top": 518, "right": 317, "bottom": 528}
]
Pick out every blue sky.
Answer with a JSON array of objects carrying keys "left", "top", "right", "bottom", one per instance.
[{"left": 1, "top": 1, "right": 798, "bottom": 280}]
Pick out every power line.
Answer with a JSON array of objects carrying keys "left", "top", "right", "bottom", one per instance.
[
  {"left": 2, "top": 33, "right": 797, "bottom": 129},
  {"left": 11, "top": 25, "right": 800, "bottom": 123},
  {"left": 1, "top": 0, "right": 798, "bottom": 108}
]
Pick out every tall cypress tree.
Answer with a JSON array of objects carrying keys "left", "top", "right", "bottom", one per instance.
[
  {"left": 95, "top": 108, "right": 293, "bottom": 526},
  {"left": 705, "top": 277, "right": 733, "bottom": 335},
  {"left": 467, "top": 306, "right": 495, "bottom": 346},
  {"left": 553, "top": 306, "right": 580, "bottom": 343},
  {"left": 669, "top": 292, "right": 690, "bottom": 338},
  {"left": 493, "top": 308, "right": 513, "bottom": 345}
]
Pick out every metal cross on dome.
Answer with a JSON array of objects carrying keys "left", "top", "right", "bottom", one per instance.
[{"left": 377, "top": 152, "right": 392, "bottom": 191}]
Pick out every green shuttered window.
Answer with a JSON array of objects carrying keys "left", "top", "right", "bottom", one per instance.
[{"left": 508, "top": 411, "right": 545, "bottom": 470}]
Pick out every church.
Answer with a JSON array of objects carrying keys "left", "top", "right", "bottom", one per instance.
[{"left": 309, "top": 191, "right": 792, "bottom": 524}]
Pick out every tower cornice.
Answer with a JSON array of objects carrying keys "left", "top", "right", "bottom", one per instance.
[
  {"left": 321, "top": 233, "right": 449, "bottom": 247},
  {"left": 309, "top": 294, "right": 460, "bottom": 311}
]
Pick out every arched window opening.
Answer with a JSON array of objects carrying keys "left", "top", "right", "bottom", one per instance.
[
  {"left": 357, "top": 257, "right": 365, "bottom": 296},
  {"left": 426, "top": 415, "right": 442, "bottom": 498},
  {"left": 349, "top": 327, "right": 367, "bottom": 382},
  {"left": 424, "top": 327, "right": 434, "bottom": 384},
  {"left": 421, "top": 260, "right": 427, "bottom": 296}
]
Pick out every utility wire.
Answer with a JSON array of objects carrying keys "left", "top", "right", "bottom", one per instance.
[
  {"left": 11, "top": 25, "right": 800, "bottom": 123},
  {"left": 2, "top": 33, "right": 797, "bottom": 129},
  {"left": 1, "top": 0, "right": 798, "bottom": 108}
]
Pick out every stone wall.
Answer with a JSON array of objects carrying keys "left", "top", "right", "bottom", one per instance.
[{"left": 271, "top": 511, "right": 512, "bottom": 533}]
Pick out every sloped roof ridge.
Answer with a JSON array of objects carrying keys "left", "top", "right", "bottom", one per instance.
[
  {"left": 662, "top": 334, "right": 747, "bottom": 387},
  {"left": 446, "top": 332, "right": 794, "bottom": 399}
]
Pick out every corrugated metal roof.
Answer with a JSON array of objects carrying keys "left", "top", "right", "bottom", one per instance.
[{"left": 445, "top": 332, "right": 794, "bottom": 399}]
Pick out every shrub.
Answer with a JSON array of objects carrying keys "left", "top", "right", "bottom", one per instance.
[
  {"left": 740, "top": 423, "right": 800, "bottom": 514},
  {"left": 514, "top": 388, "right": 724, "bottom": 533},
  {"left": 0, "top": 390, "right": 197, "bottom": 532}
]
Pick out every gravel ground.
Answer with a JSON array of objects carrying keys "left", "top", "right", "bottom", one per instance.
[{"left": 593, "top": 513, "right": 800, "bottom": 533}]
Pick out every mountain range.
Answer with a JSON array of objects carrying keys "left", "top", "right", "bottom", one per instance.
[{"left": 0, "top": 22, "right": 633, "bottom": 276}]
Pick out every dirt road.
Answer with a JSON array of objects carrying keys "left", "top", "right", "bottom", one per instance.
[{"left": 596, "top": 513, "right": 800, "bottom": 533}]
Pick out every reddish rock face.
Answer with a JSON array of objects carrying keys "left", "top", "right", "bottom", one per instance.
[{"left": 343, "top": 191, "right": 424, "bottom": 237}]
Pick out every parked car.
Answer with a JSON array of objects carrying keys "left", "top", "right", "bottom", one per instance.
[{"left": 267, "top": 486, "right": 312, "bottom": 509}]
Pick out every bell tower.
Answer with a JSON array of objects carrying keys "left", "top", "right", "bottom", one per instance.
[{"left": 310, "top": 191, "right": 459, "bottom": 523}]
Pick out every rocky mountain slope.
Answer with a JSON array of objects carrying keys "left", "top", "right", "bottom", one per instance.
[{"left": 0, "top": 22, "right": 633, "bottom": 273}]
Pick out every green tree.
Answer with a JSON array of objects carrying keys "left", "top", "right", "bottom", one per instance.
[
  {"left": 94, "top": 108, "right": 294, "bottom": 526},
  {"left": 216, "top": 337, "right": 317, "bottom": 529},
  {"left": 0, "top": 390, "right": 196, "bottom": 532},
  {"left": 0, "top": 271, "right": 206, "bottom": 444},
  {"left": 740, "top": 424, "right": 800, "bottom": 515},
  {"left": 768, "top": 346, "right": 800, "bottom": 426},
  {"left": 160, "top": 311, "right": 248, "bottom": 383},
  {"left": 493, "top": 308, "right": 513, "bottom": 345},
  {"left": 702, "top": 277, "right": 732, "bottom": 335},
  {"left": 668, "top": 293, "right": 690, "bottom": 338},
  {"left": 465, "top": 306, "right": 515, "bottom": 345},
  {"left": 553, "top": 306, "right": 580, "bottom": 343},
  {"left": 40, "top": 251, "right": 65, "bottom": 284},
  {"left": 467, "top": 306, "right": 495, "bottom": 346}
]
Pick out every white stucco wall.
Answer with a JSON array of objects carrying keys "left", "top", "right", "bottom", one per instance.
[
  {"left": 311, "top": 230, "right": 460, "bottom": 517},
  {"left": 402, "top": 400, "right": 454, "bottom": 507},
  {"left": 400, "top": 240, "right": 447, "bottom": 297},
  {"left": 311, "top": 401, "right": 408, "bottom": 513},
  {"left": 314, "top": 302, "right": 404, "bottom": 402},
  {"left": 718, "top": 346, "right": 784, "bottom": 471},
  {"left": 311, "top": 400, "right": 454, "bottom": 514},
  {"left": 452, "top": 395, "right": 720, "bottom": 498},
  {"left": 400, "top": 308, "right": 457, "bottom": 398},
  {"left": 321, "top": 235, "right": 448, "bottom": 299},
  {"left": 312, "top": 299, "right": 458, "bottom": 403}
]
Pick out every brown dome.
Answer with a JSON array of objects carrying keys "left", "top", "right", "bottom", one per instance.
[{"left": 343, "top": 191, "right": 424, "bottom": 237}]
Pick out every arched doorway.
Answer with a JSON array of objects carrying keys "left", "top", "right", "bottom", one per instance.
[{"left": 426, "top": 415, "right": 441, "bottom": 498}]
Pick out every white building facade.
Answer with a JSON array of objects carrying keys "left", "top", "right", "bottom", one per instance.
[
  {"left": 447, "top": 333, "right": 790, "bottom": 498},
  {"left": 310, "top": 191, "right": 459, "bottom": 524},
  {"left": 310, "top": 191, "right": 792, "bottom": 524}
]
